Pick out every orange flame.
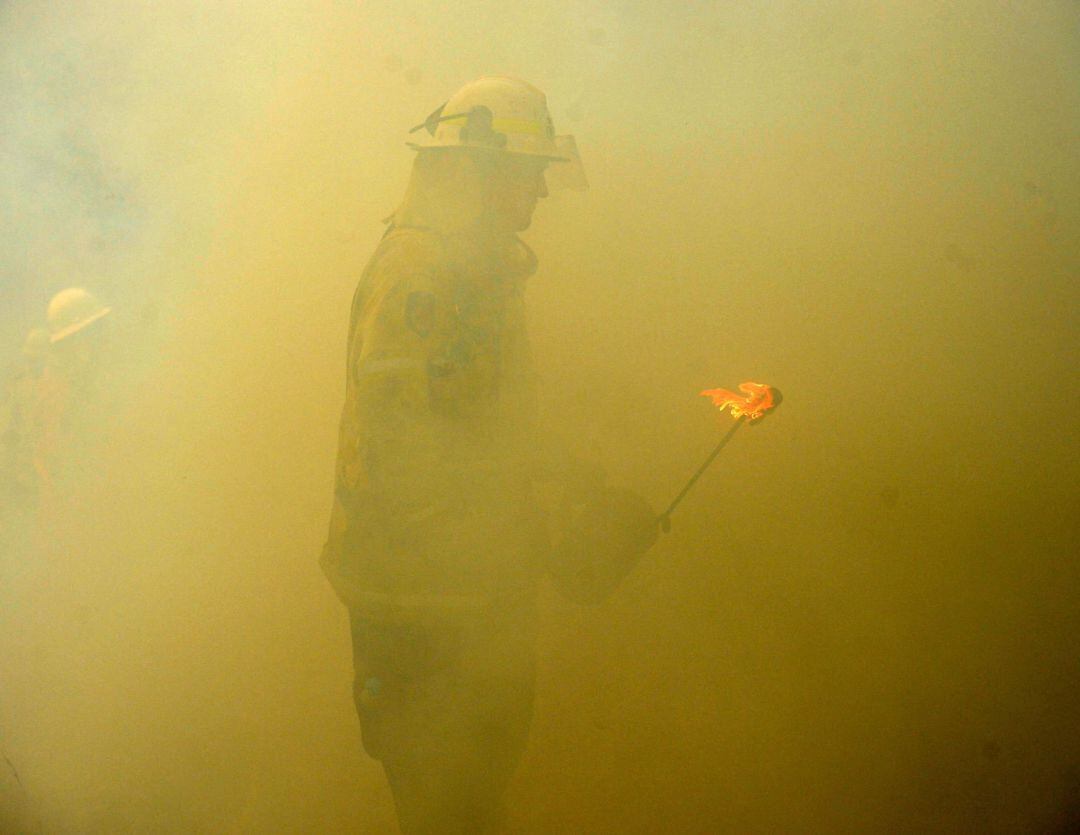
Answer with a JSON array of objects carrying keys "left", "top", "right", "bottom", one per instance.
[{"left": 700, "top": 381, "right": 777, "bottom": 422}]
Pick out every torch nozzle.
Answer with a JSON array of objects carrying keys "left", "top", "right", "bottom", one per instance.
[{"left": 659, "top": 381, "right": 782, "bottom": 532}]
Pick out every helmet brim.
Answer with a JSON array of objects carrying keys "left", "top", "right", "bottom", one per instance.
[
  {"left": 50, "top": 306, "right": 112, "bottom": 343},
  {"left": 406, "top": 140, "right": 570, "bottom": 162}
]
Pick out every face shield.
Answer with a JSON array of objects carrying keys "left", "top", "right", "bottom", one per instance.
[{"left": 545, "top": 134, "right": 589, "bottom": 193}]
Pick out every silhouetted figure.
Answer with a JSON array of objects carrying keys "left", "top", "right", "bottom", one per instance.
[
  {"left": 30, "top": 288, "right": 113, "bottom": 557},
  {"left": 321, "top": 77, "right": 655, "bottom": 833}
]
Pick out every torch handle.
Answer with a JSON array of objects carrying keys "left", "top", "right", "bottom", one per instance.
[{"left": 658, "top": 416, "right": 745, "bottom": 532}]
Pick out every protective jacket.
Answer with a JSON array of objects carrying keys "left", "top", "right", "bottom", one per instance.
[{"left": 321, "top": 225, "right": 545, "bottom": 623}]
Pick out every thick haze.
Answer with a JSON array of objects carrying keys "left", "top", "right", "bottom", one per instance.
[{"left": 1, "top": 2, "right": 1078, "bottom": 832}]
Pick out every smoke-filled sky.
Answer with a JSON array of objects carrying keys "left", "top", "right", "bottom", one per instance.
[{"left": 1, "top": 2, "right": 1078, "bottom": 832}]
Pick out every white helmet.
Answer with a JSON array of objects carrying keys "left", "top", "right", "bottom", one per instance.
[
  {"left": 46, "top": 287, "right": 112, "bottom": 343},
  {"left": 408, "top": 75, "right": 572, "bottom": 161}
]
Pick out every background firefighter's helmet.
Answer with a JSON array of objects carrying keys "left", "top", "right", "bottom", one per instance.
[
  {"left": 548, "top": 487, "right": 659, "bottom": 605},
  {"left": 408, "top": 75, "right": 571, "bottom": 161},
  {"left": 46, "top": 287, "right": 112, "bottom": 344}
]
